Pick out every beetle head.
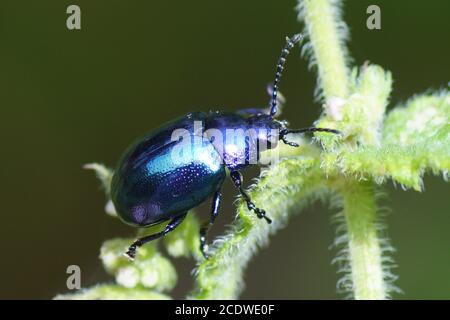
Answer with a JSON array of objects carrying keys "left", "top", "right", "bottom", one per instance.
[{"left": 246, "top": 114, "right": 285, "bottom": 150}]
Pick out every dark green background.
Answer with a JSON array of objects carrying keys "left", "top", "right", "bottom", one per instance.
[{"left": 0, "top": 1, "right": 448, "bottom": 299}]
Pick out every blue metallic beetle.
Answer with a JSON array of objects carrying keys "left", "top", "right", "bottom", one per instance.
[{"left": 111, "top": 34, "right": 339, "bottom": 259}]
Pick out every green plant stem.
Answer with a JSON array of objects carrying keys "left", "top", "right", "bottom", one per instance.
[
  {"left": 340, "top": 181, "right": 385, "bottom": 299},
  {"left": 190, "top": 158, "right": 327, "bottom": 299},
  {"left": 298, "top": 0, "right": 388, "bottom": 299},
  {"left": 55, "top": 284, "right": 171, "bottom": 300},
  {"left": 298, "top": 0, "right": 349, "bottom": 99}
]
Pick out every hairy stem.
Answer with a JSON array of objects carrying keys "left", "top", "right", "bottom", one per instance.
[
  {"left": 298, "top": 0, "right": 389, "bottom": 299},
  {"left": 297, "top": 0, "right": 350, "bottom": 99},
  {"left": 55, "top": 284, "right": 171, "bottom": 300},
  {"left": 340, "top": 181, "right": 386, "bottom": 299},
  {"left": 190, "top": 158, "right": 327, "bottom": 299}
]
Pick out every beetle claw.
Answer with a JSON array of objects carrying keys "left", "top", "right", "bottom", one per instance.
[
  {"left": 200, "top": 240, "right": 210, "bottom": 260},
  {"left": 283, "top": 139, "right": 299, "bottom": 147},
  {"left": 123, "top": 251, "right": 135, "bottom": 261},
  {"left": 263, "top": 215, "right": 272, "bottom": 224},
  {"left": 124, "top": 244, "right": 138, "bottom": 261}
]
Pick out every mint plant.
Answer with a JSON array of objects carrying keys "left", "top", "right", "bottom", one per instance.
[{"left": 56, "top": 0, "right": 449, "bottom": 300}]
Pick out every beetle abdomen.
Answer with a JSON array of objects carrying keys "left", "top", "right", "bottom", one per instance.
[{"left": 111, "top": 125, "right": 225, "bottom": 227}]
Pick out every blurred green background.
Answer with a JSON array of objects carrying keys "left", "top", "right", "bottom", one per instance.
[{"left": 0, "top": 0, "right": 448, "bottom": 299}]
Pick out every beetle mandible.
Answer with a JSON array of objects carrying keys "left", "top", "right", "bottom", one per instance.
[{"left": 110, "top": 34, "right": 340, "bottom": 260}]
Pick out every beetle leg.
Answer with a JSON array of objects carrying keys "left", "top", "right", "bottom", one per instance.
[
  {"left": 280, "top": 127, "right": 341, "bottom": 147},
  {"left": 199, "top": 190, "right": 222, "bottom": 259},
  {"left": 125, "top": 213, "right": 187, "bottom": 260},
  {"left": 230, "top": 171, "right": 272, "bottom": 224}
]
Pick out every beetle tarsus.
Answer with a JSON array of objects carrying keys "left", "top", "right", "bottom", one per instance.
[
  {"left": 200, "top": 239, "right": 210, "bottom": 260},
  {"left": 280, "top": 127, "right": 341, "bottom": 147},
  {"left": 124, "top": 243, "right": 139, "bottom": 260},
  {"left": 199, "top": 231, "right": 210, "bottom": 259},
  {"left": 252, "top": 205, "right": 272, "bottom": 224},
  {"left": 281, "top": 135, "right": 300, "bottom": 147}
]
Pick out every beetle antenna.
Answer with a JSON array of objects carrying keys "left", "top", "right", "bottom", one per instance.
[
  {"left": 269, "top": 34, "right": 303, "bottom": 118},
  {"left": 284, "top": 127, "right": 341, "bottom": 135}
]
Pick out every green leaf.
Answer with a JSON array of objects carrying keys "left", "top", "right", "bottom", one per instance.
[
  {"left": 320, "top": 91, "right": 450, "bottom": 190},
  {"left": 383, "top": 90, "right": 449, "bottom": 146},
  {"left": 380, "top": 91, "right": 450, "bottom": 188}
]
